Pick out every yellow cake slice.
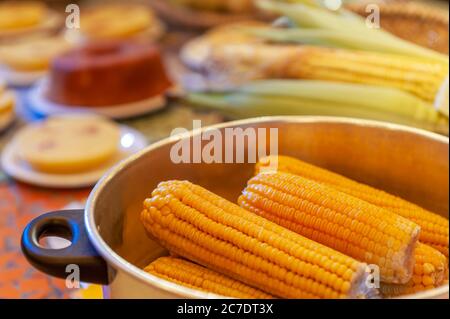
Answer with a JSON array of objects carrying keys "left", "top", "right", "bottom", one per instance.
[
  {"left": 15, "top": 116, "right": 121, "bottom": 174},
  {"left": 80, "top": 4, "right": 164, "bottom": 40},
  {"left": 0, "top": 36, "right": 72, "bottom": 72},
  {"left": 0, "top": 1, "right": 46, "bottom": 31}
]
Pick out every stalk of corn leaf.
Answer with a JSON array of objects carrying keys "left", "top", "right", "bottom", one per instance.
[
  {"left": 243, "top": 27, "right": 392, "bottom": 51},
  {"left": 258, "top": 0, "right": 369, "bottom": 34},
  {"left": 186, "top": 81, "right": 448, "bottom": 133},
  {"left": 144, "top": 256, "right": 274, "bottom": 298},
  {"left": 187, "top": 92, "right": 448, "bottom": 134},
  {"left": 256, "top": 0, "right": 447, "bottom": 63},
  {"left": 238, "top": 80, "right": 442, "bottom": 118},
  {"left": 243, "top": 27, "right": 446, "bottom": 62},
  {"left": 141, "top": 180, "right": 377, "bottom": 298},
  {"left": 256, "top": 155, "right": 450, "bottom": 257},
  {"left": 238, "top": 172, "right": 421, "bottom": 283},
  {"left": 188, "top": 92, "right": 437, "bottom": 127},
  {"left": 278, "top": 0, "right": 319, "bottom": 6},
  {"left": 380, "top": 243, "right": 448, "bottom": 297}
]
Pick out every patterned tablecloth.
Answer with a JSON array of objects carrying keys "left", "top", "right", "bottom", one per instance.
[{"left": 0, "top": 88, "right": 223, "bottom": 298}]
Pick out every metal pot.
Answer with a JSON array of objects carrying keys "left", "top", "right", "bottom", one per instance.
[{"left": 21, "top": 116, "right": 449, "bottom": 299}]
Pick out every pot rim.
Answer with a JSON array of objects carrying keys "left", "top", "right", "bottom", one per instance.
[{"left": 84, "top": 115, "right": 449, "bottom": 299}]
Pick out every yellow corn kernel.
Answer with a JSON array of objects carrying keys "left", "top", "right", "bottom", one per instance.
[
  {"left": 256, "top": 155, "right": 449, "bottom": 257},
  {"left": 289, "top": 46, "right": 448, "bottom": 103},
  {"left": 141, "top": 180, "right": 377, "bottom": 299},
  {"left": 239, "top": 171, "right": 420, "bottom": 284},
  {"left": 144, "top": 256, "right": 273, "bottom": 298},
  {"left": 380, "top": 243, "right": 448, "bottom": 297}
]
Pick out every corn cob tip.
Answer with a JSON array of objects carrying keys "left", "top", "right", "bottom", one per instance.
[
  {"left": 380, "top": 243, "right": 448, "bottom": 298},
  {"left": 240, "top": 171, "right": 421, "bottom": 284}
]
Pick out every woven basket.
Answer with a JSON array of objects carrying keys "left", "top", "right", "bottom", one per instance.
[{"left": 346, "top": 0, "right": 449, "bottom": 54}]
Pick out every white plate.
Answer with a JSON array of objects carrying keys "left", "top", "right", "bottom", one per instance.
[
  {"left": 27, "top": 79, "right": 167, "bottom": 119},
  {"left": 0, "top": 66, "right": 46, "bottom": 87},
  {"left": 1, "top": 125, "right": 148, "bottom": 188}
]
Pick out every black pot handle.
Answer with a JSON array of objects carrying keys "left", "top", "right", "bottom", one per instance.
[{"left": 21, "top": 210, "right": 110, "bottom": 285}]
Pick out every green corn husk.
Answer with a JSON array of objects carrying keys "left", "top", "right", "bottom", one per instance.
[
  {"left": 256, "top": 0, "right": 448, "bottom": 63},
  {"left": 185, "top": 80, "right": 448, "bottom": 134},
  {"left": 239, "top": 80, "right": 440, "bottom": 121},
  {"left": 435, "top": 76, "right": 449, "bottom": 117},
  {"left": 242, "top": 27, "right": 438, "bottom": 57},
  {"left": 258, "top": 0, "right": 363, "bottom": 32},
  {"left": 280, "top": 0, "right": 318, "bottom": 5}
]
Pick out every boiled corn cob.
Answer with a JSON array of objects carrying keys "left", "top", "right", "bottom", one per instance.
[
  {"left": 287, "top": 46, "right": 448, "bottom": 103},
  {"left": 239, "top": 172, "right": 421, "bottom": 284},
  {"left": 380, "top": 243, "right": 448, "bottom": 297},
  {"left": 189, "top": 40, "right": 448, "bottom": 103},
  {"left": 256, "top": 155, "right": 449, "bottom": 257},
  {"left": 141, "top": 180, "right": 377, "bottom": 299},
  {"left": 144, "top": 256, "right": 274, "bottom": 298}
]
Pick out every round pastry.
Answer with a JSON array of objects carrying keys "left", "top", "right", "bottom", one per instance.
[
  {"left": 0, "top": 36, "right": 72, "bottom": 72},
  {"left": 169, "top": 0, "right": 255, "bottom": 13},
  {"left": 15, "top": 116, "right": 121, "bottom": 174},
  {"left": 0, "top": 1, "right": 46, "bottom": 31},
  {"left": 80, "top": 3, "right": 164, "bottom": 41},
  {"left": 150, "top": 0, "right": 267, "bottom": 29},
  {"left": 46, "top": 41, "right": 172, "bottom": 107},
  {"left": 0, "top": 1, "right": 62, "bottom": 41}
]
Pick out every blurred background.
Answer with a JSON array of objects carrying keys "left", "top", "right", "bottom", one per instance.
[{"left": 0, "top": 0, "right": 448, "bottom": 298}]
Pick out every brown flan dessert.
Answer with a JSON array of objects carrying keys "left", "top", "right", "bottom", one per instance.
[{"left": 46, "top": 41, "right": 172, "bottom": 107}]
